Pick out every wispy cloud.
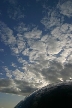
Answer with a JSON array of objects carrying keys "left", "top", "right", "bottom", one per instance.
[
  {"left": 24, "top": 27, "right": 42, "bottom": 39},
  {"left": 4, "top": 0, "right": 25, "bottom": 20},
  {"left": 57, "top": 0, "right": 72, "bottom": 17},
  {"left": 0, "top": 49, "right": 4, "bottom": 52},
  {"left": 0, "top": 79, "right": 37, "bottom": 96},
  {"left": 7, "top": 7, "right": 25, "bottom": 20},
  {"left": 11, "top": 62, "right": 17, "bottom": 67},
  {"left": 0, "top": 21, "right": 16, "bottom": 46},
  {"left": 41, "top": 1, "right": 65, "bottom": 30}
]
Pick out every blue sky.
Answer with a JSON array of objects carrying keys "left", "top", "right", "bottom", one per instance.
[
  {"left": 0, "top": 0, "right": 72, "bottom": 107},
  {"left": 0, "top": 92, "right": 24, "bottom": 108}
]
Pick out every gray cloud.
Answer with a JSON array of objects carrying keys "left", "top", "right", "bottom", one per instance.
[
  {"left": 0, "top": 88, "right": 20, "bottom": 95},
  {"left": 14, "top": 80, "right": 37, "bottom": 94},
  {"left": 0, "top": 61, "right": 72, "bottom": 95},
  {"left": 40, "top": 61, "right": 72, "bottom": 82},
  {"left": 0, "top": 79, "right": 37, "bottom": 96},
  {"left": 0, "top": 79, "right": 11, "bottom": 87}
]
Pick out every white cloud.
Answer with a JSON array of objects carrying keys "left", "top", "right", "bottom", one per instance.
[
  {"left": 0, "top": 79, "right": 22, "bottom": 95},
  {"left": 4, "top": 67, "right": 12, "bottom": 79},
  {"left": 13, "top": 69, "right": 24, "bottom": 80},
  {"left": 40, "top": 0, "right": 72, "bottom": 30},
  {"left": 41, "top": 7, "right": 64, "bottom": 30},
  {"left": 12, "top": 60, "right": 72, "bottom": 88},
  {"left": 17, "top": 40, "right": 26, "bottom": 53},
  {"left": 18, "top": 57, "right": 28, "bottom": 66},
  {"left": 30, "top": 41, "right": 45, "bottom": 51},
  {"left": 0, "top": 61, "right": 72, "bottom": 95},
  {"left": 57, "top": 0, "right": 72, "bottom": 17},
  {"left": 44, "top": 37, "right": 62, "bottom": 54},
  {"left": 0, "top": 21, "right": 16, "bottom": 46},
  {"left": 67, "top": 54, "right": 72, "bottom": 63},
  {"left": 0, "top": 20, "right": 72, "bottom": 92},
  {"left": 11, "top": 47, "right": 19, "bottom": 54},
  {"left": 21, "top": 23, "right": 72, "bottom": 63},
  {"left": 15, "top": 22, "right": 29, "bottom": 33},
  {"left": 0, "top": 21, "right": 27, "bottom": 55},
  {"left": 24, "top": 28, "right": 42, "bottom": 39},
  {"left": 50, "top": 23, "right": 72, "bottom": 63},
  {"left": 22, "top": 48, "right": 30, "bottom": 56}
]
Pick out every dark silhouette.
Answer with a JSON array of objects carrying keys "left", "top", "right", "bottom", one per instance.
[{"left": 14, "top": 82, "right": 72, "bottom": 108}]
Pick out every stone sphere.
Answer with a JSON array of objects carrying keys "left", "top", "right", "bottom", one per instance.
[{"left": 14, "top": 82, "right": 72, "bottom": 108}]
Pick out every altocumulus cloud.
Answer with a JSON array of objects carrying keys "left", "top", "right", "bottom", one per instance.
[{"left": 0, "top": 0, "right": 72, "bottom": 96}]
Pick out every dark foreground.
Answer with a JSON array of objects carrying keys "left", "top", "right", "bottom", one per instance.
[{"left": 14, "top": 82, "right": 72, "bottom": 108}]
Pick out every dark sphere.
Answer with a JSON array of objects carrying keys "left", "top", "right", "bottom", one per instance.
[{"left": 14, "top": 82, "right": 72, "bottom": 108}]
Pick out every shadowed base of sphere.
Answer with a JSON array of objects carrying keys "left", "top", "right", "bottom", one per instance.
[{"left": 14, "top": 82, "right": 72, "bottom": 108}]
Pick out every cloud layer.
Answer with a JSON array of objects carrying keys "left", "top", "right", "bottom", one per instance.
[{"left": 0, "top": 0, "right": 72, "bottom": 96}]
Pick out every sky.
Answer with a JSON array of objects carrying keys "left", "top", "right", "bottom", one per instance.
[{"left": 0, "top": 0, "right": 72, "bottom": 107}]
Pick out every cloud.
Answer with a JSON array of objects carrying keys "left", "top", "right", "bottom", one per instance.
[
  {"left": 0, "top": 21, "right": 16, "bottom": 46},
  {"left": 11, "top": 62, "right": 17, "bottom": 67},
  {"left": 41, "top": 0, "right": 72, "bottom": 29},
  {"left": 0, "top": 79, "right": 37, "bottom": 96},
  {"left": 1, "top": 19, "right": 72, "bottom": 95},
  {"left": 4, "top": 0, "right": 17, "bottom": 5},
  {"left": 24, "top": 27, "right": 42, "bottom": 39},
  {"left": 57, "top": 0, "right": 72, "bottom": 17},
  {"left": 4, "top": 67, "right": 13, "bottom": 78},
  {"left": 0, "top": 0, "right": 72, "bottom": 96},
  {"left": 0, "top": 21, "right": 26, "bottom": 55},
  {"left": 18, "top": 57, "right": 28, "bottom": 65},
  {"left": 4, "top": 0, "right": 25, "bottom": 20},
  {"left": 22, "top": 23, "right": 72, "bottom": 63},
  {"left": 0, "top": 79, "right": 11, "bottom": 87},
  {"left": 0, "top": 79, "right": 21, "bottom": 95},
  {"left": 14, "top": 80, "right": 37, "bottom": 94},
  {"left": 15, "top": 22, "right": 29, "bottom": 33},
  {"left": 0, "top": 61, "right": 72, "bottom": 95},
  {"left": 41, "top": 9, "right": 63, "bottom": 29},
  {"left": 0, "top": 49, "right": 4, "bottom": 52}
]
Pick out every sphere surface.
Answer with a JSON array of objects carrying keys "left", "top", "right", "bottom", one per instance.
[{"left": 14, "top": 82, "right": 72, "bottom": 108}]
